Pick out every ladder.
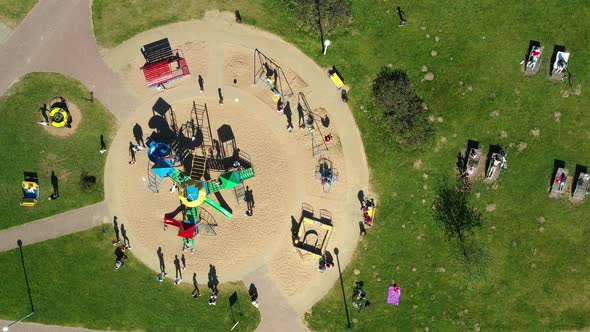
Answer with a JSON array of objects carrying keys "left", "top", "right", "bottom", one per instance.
[
  {"left": 147, "top": 169, "right": 163, "bottom": 193},
  {"left": 206, "top": 181, "right": 222, "bottom": 194},
  {"left": 192, "top": 101, "right": 213, "bottom": 147},
  {"left": 190, "top": 147, "right": 208, "bottom": 180},
  {"left": 239, "top": 168, "right": 255, "bottom": 181}
]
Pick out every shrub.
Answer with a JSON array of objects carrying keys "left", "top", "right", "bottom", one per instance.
[{"left": 372, "top": 67, "right": 434, "bottom": 150}]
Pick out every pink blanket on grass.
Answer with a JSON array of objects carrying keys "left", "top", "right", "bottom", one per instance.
[{"left": 387, "top": 286, "right": 400, "bottom": 306}]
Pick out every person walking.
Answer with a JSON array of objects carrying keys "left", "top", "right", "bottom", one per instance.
[
  {"left": 129, "top": 142, "right": 136, "bottom": 165},
  {"left": 244, "top": 186, "right": 255, "bottom": 216},
  {"left": 38, "top": 104, "right": 50, "bottom": 126},
  {"left": 121, "top": 224, "right": 131, "bottom": 249},
  {"left": 218, "top": 88, "right": 224, "bottom": 104},
  {"left": 157, "top": 247, "right": 167, "bottom": 281},
  {"left": 174, "top": 255, "right": 183, "bottom": 285},
  {"left": 100, "top": 135, "right": 107, "bottom": 154}
]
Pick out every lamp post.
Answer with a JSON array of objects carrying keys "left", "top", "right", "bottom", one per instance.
[
  {"left": 4, "top": 240, "right": 35, "bottom": 331},
  {"left": 333, "top": 248, "right": 351, "bottom": 330},
  {"left": 323, "top": 40, "right": 331, "bottom": 55}
]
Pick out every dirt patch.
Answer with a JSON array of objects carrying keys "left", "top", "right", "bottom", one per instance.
[
  {"left": 554, "top": 112, "right": 561, "bottom": 122},
  {"left": 530, "top": 128, "right": 540, "bottom": 137},
  {"left": 41, "top": 101, "right": 82, "bottom": 137},
  {"left": 224, "top": 43, "right": 252, "bottom": 88},
  {"left": 500, "top": 131, "right": 508, "bottom": 139},
  {"left": 517, "top": 142, "right": 528, "bottom": 152},
  {"left": 485, "top": 204, "right": 496, "bottom": 212},
  {"left": 414, "top": 159, "right": 423, "bottom": 170},
  {"left": 490, "top": 111, "right": 500, "bottom": 117}
]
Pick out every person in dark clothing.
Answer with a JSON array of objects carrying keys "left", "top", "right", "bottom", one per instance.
[
  {"left": 129, "top": 142, "right": 136, "bottom": 165},
  {"left": 198, "top": 75, "right": 205, "bottom": 93},
  {"left": 121, "top": 224, "right": 131, "bottom": 249},
  {"left": 38, "top": 104, "right": 50, "bottom": 125},
  {"left": 244, "top": 186, "right": 255, "bottom": 216}
]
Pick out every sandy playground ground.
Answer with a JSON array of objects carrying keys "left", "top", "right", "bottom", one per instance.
[{"left": 103, "top": 11, "right": 369, "bottom": 317}]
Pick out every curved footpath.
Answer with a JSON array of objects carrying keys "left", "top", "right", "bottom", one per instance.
[{"left": 0, "top": 2, "right": 369, "bottom": 331}]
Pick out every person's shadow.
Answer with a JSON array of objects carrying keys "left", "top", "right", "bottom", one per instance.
[
  {"left": 208, "top": 264, "right": 219, "bottom": 290},
  {"left": 51, "top": 170, "right": 59, "bottom": 198},
  {"left": 284, "top": 101, "right": 293, "bottom": 128},
  {"left": 133, "top": 123, "right": 145, "bottom": 147},
  {"left": 174, "top": 255, "right": 182, "bottom": 279},
  {"left": 157, "top": 247, "right": 166, "bottom": 275}
]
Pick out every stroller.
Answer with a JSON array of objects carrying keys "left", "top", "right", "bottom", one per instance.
[
  {"left": 352, "top": 281, "right": 369, "bottom": 310},
  {"left": 113, "top": 246, "right": 128, "bottom": 270},
  {"left": 113, "top": 256, "right": 127, "bottom": 270}
]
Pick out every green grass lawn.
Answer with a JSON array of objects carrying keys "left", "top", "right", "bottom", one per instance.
[
  {"left": 0, "top": 0, "right": 36, "bottom": 27},
  {"left": 0, "top": 227, "right": 260, "bottom": 331},
  {"left": 0, "top": 73, "right": 116, "bottom": 230},
  {"left": 92, "top": 1, "right": 590, "bottom": 331}
]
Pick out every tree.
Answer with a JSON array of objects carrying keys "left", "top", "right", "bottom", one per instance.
[
  {"left": 432, "top": 179, "right": 484, "bottom": 258},
  {"left": 372, "top": 67, "right": 433, "bottom": 150}
]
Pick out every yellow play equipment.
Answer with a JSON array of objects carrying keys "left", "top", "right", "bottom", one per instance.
[
  {"left": 50, "top": 107, "right": 69, "bottom": 127},
  {"left": 328, "top": 66, "right": 345, "bottom": 89},
  {"left": 178, "top": 179, "right": 207, "bottom": 208},
  {"left": 293, "top": 204, "right": 333, "bottom": 260},
  {"left": 20, "top": 172, "right": 40, "bottom": 207}
]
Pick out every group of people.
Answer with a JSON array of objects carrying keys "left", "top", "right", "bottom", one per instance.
[
  {"left": 37, "top": 98, "right": 73, "bottom": 128},
  {"left": 318, "top": 254, "right": 335, "bottom": 273}
]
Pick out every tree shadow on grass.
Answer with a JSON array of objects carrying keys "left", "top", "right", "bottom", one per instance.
[{"left": 449, "top": 241, "right": 491, "bottom": 285}]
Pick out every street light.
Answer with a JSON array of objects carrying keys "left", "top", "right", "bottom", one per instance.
[
  {"left": 4, "top": 240, "right": 36, "bottom": 331},
  {"left": 323, "top": 40, "right": 331, "bottom": 55},
  {"left": 333, "top": 248, "right": 351, "bottom": 330}
]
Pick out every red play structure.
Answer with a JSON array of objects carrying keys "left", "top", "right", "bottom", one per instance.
[{"left": 141, "top": 38, "right": 190, "bottom": 87}]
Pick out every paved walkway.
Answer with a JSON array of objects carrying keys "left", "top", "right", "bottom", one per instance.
[
  {"left": 0, "top": 202, "right": 109, "bottom": 253},
  {"left": 0, "top": 0, "right": 139, "bottom": 121},
  {"left": 0, "top": 320, "right": 104, "bottom": 332}
]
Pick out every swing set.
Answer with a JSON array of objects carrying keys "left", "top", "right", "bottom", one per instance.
[{"left": 253, "top": 49, "right": 294, "bottom": 102}]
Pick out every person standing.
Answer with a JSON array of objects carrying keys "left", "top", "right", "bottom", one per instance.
[
  {"left": 129, "top": 142, "right": 136, "bottom": 165},
  {"left": 121, "top": 224, "right": 131, "bottom": 249},
  {"left": 198, "top": 75, "right": 205, "bottom": 94},
  {"left": 100, "top": 135, "right": 107, "bottom": 154},
  {"left": 218, "top": 88, "right": 224, "bottom": 104},
  {"left": 38, "top": 104, "right": 50, "bottom": 126},
  {"left": 244, "top": 186, "right": 255, "bottom": 216}
]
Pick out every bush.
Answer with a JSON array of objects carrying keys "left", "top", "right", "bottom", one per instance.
[
  {"left": 372, "top": 67, "right": 434, "bottom": 150},
  {"left": 280, "top": 0, "right": 352, "bottom": 34}
]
